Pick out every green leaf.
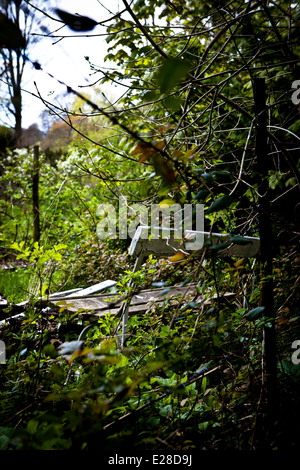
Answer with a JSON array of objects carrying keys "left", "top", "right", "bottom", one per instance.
[
  {"left": 192, "top": 189, "right": 209, "bottom": 201},
  {"left": 198, "top": 421, "right": 209, "bottom": 431},
  {"left": 209, "top": 241, "right": 231, "bottom": 252},
  {"left": 230, "top": 235, "right": 251, "bottom": 245},
  {"left": 159, "top": 404, "right": 172, "bottom": 417},
  {"left": 143, "top": 90, "right": 159, "bottom": 102},
  {"left": 180, "top": 300, "right": 200, "bottom": 310},
  {"left": 116, "top": 355, "right": 129, "bottom": 368},
  {"left": 0, "top": 427, "right": 14, "bottom": 450},
  {"left": 27, "top": 419, "right": 39, "bottom": 435},
  {"left": 245, "top": 306, "right": 265, "bottom": 321},
  {"left": 196, "top": 361, "right": 215, "bottom": 374},
  {"left": 163, "top": 95, "right": 182, "bottom": 111},
  {"left": 280, "top": 360, "right": 300, "bottom": 379},
  {"left": 157, "top": 58, "right": 192, "bottom": 93},
  {"left": 206, "top": 195, "right": 233, "bottom": 214},
  {"left": 288, "top": 119, "right": 300, "bottom": 133},
  {"left": 159, "top": 198, "right": 176, "bottom": 207}
]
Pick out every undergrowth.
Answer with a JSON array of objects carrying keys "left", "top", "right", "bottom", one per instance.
[{"left": 0, "top": 241, "right": 299, "bottom": 451}]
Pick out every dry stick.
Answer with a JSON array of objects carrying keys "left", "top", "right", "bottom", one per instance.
[
  {"left": 261, "top": 1, "right": 299, "bottom": 79},
  {"left": 230, "top": 122, "right": 254, "bottom": 197},
  {"left": 33, "top": 83, "right": 138, "bottom": 163},
  {"left": 30, "top": 61, "right": 168, "bottom": 158},
  {"left": 31, "top": 63, "right": 189, "bottom": 184},
  {"left": 197, "top": 83, "right": 300, "bottom": 186},
  {"left": 269, "top": 0, "right": 300, "bottom": 28},
  {"left": 122, "top": 0, "right": 169, "bottom": 60},
  {"left": 0, "top": 403, "right": 33, "bottom": 425}
]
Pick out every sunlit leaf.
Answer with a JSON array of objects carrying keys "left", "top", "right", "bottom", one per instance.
[
  {"left": 170, "top": 252, "right": 185, "bottom": 262},
  {"left": 234, "top": 258, "right": 245, "bottom": 267},
  {"left": 159, "top": 198, "right": 176, "bottom": 207}
]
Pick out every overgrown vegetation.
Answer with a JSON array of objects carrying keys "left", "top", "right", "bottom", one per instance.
[{"left": 0, "top": 0, "right": 299, "bottom": 452}]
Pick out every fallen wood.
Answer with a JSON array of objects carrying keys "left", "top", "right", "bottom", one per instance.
[
  {"left": 53, "top": 280, "right": 117, "bottom": 298},
  {"left": 0, "top": 226, "right": 256, "bottom": 336},
  {"left": 48, "top": 288, "right": 83, "bottom": 298},
  {"left": 0, "top": 284, "right": 198, "bottom": 325},
  {"left": 0, "top": 281, "right": 117, "bottom": 326},
  {"left": 52, "top": 285, "right": 235, "bottom": 321},
  {"left": 52, "top": 284, "right": 198, "bottom": 316}
]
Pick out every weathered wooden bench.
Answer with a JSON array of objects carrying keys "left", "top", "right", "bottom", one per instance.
[
  {"left": 119, "top": 226, "right": 260, "bottom": 345},
  {"left": 1, "top": 227, "right": 260, "bottom": 348},
  {"left": 50, "top": 228, "right": 260, "bottom": 346}
]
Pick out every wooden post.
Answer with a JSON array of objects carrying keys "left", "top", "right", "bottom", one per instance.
[
  {"left": 32, "top": 145, "right": 40, "bottom": 243},
  {"left": 253, "top": 78, "right": 277, "bottom": 410}
]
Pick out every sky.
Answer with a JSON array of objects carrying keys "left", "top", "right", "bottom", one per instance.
[{"left": 21, "top": 0, "right": 122, "bottom": 129}]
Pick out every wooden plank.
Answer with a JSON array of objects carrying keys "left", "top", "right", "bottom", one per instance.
[
  {"left": 60, "top": 280, "right": 117, "bottom": 298},
  {"left": 51, "top": 284, "right": 199, "bottom": 317},
  {"left": 52, "top": 284, "right": 234, "bottom": 320},
  {"left": 48, "top": 288, "right": 83, "bottom": 299},
  {"left": 52, "top": 284, "right": 197, "bottom": 311},
  {"left": 77, "top": 290, "right": 235, "bottom": 320}
]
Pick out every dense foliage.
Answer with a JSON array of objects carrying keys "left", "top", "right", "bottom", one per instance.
[{"left": 0, "top": 0, "right": 299, "bottom": 453}]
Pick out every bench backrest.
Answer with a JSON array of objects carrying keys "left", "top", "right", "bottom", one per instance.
[{"left": 129, "top": 226, "right": 260, "bottom": 260}]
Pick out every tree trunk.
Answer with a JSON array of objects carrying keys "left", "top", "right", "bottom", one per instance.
[
  {"left": 14, "top": 93, "right": 22, "bottom": 147},
  {"left": 253, "top": 77, "right": 277, "bottom": 412}
]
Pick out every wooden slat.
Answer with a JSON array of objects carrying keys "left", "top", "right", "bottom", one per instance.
[
  {"left": 51, "top": 284, "right": 235, "bottom": 320},
  {"left": 52, "top": 284, "right": 199, "bottom": 316},
  {"left": 50, "top": 280, "right": 117, "bottom": 299}
]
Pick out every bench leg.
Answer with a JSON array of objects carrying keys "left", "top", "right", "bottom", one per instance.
[{"left": 121, "top": 253, "right": 145, "bottom": 347}]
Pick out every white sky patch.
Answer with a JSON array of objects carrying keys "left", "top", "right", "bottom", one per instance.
[{"left": 21, "top": 0, "right": 122, "bottom": 128}]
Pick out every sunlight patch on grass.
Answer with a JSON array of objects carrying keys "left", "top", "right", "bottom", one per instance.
[{"left": 0, "top": 268, "right": 32, "bottom": 303}]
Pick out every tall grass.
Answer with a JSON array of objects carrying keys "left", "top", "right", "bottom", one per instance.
[{"left": 0, "top": 268, "right": 32, "bottom": 303}]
